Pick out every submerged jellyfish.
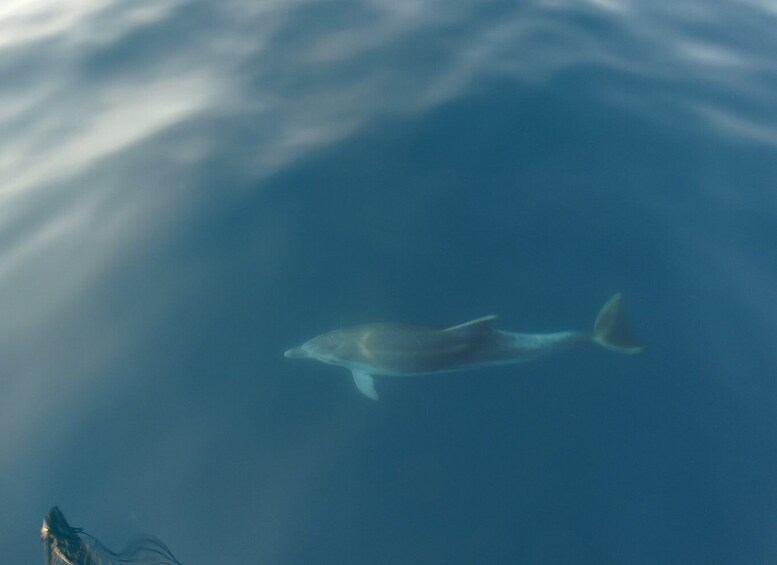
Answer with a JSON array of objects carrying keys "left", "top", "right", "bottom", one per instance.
[{"left": 41, "top": 506, "right": 182, "bottom": 565}]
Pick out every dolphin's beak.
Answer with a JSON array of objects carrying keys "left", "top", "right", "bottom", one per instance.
[{"left": 284, "top": 347, "right": 306, "bottom": 359}]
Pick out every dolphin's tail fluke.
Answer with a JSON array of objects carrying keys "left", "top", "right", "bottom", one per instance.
[{"left": 592, "top": 293, "right": 643, "bottom": 354}]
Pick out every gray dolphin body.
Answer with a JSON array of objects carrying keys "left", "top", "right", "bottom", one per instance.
[{"left": 285, "top": 293, "right": 642, "bottom": 400}]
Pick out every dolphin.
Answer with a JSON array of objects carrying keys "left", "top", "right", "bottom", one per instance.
[{"left": 284, "top": 293, "right": 642, "bottom": 400}]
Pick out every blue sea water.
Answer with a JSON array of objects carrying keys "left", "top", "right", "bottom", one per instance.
[{"left": 1, "top": 0, "right": 777, "bottom": 563}]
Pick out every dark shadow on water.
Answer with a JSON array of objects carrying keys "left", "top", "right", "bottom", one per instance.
[{"left": 41, "top": 507, "right": 182, "bottom": 565}]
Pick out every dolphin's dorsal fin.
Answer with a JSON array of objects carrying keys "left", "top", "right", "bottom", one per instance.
[
  {"left": 443, "top": 315, "right": 499, "bottom": 333},
  {"left": 352, "top": 370, "right": 379, "bottom": 400}
]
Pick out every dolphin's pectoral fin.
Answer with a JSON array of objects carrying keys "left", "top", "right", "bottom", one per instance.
[
  {"left": 352, "top": 371, "right": 379, "bottom": 400},
  {"left": 443, "top": 314, "right": 499, "bottom": 333}
]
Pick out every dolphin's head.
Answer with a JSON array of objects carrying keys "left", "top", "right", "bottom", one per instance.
[
  {"left": 284, "top": 331, "right": 346, "bottom": 365},
  {"left": 283, "top": 346, "right": 308, "bottom": 359}
]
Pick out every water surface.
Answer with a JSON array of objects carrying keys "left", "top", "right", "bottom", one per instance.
[{"left": 1, "top": 1, "right": 776, "bottom": 563}]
